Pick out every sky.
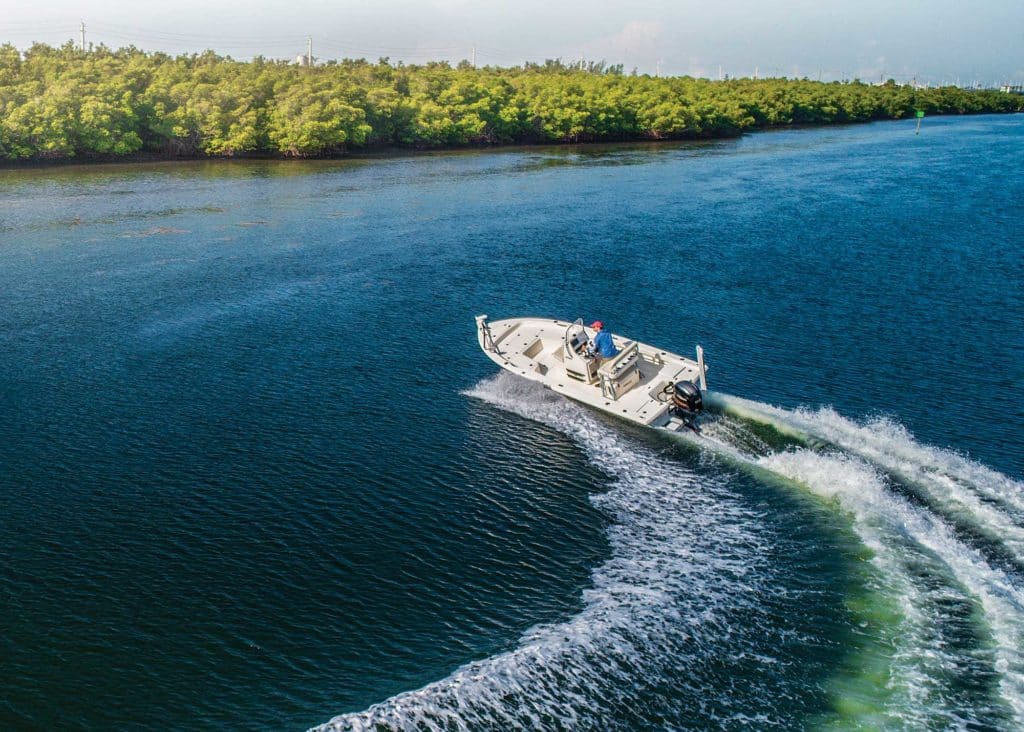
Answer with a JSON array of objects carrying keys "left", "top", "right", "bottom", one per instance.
[{"left": 1, "top": 0, "right": 1021, "bottom": 85}]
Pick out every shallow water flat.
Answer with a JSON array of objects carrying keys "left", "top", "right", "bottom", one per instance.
[{"left": 0, "top": 115, "right": 1022, "bottom": 730}]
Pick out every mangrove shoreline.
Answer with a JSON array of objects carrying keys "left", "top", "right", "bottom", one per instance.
[{"left": 1, "top": 42, "right": 1021, "bottom": 167}]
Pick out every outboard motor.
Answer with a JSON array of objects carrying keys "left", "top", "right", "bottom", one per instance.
[{"left": 672, "top": 381, "right": 703, "bottom": 421}]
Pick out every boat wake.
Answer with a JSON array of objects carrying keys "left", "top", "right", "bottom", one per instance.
[
  {"left": 700, "top": 393, "right": 1024, "bottom": 727},
  {"left": 709, "top": 393, "right": 1024, "bottom": 556},
  {"left": 314, "top": 375, "right": 1023, "bottom": 730}
]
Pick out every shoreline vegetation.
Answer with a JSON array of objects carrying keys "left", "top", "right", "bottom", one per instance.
[{"left": 1, "top": 42, "right": 1022, "bottom": 166}]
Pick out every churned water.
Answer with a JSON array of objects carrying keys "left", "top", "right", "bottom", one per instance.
[{"left": 0, "top": 115, "right": 1021, "bottom": 730}]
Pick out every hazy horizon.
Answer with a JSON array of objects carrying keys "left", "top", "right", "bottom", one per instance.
[{"left": 1, "top": 0, "right": 1022, "bottom": 85}]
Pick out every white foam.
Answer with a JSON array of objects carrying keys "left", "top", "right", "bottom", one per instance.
[
  {"left": 713, "top": 393, "right": 1024, "bottom": 557},
  {"left": 313, "top": 377, "right": 1022, "bottom": 730},
  {"left": 703, "top": 394, "right": 1024, "bottom": 725},
  {"left": 312, "top": 374, "right": 799, "bottom": 730},
  {"left": 761, "top": 450, "right": 1024, "bottom": 724}
]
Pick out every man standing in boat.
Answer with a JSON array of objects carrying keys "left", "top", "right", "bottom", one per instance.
[{"left": 586, "top": 320, "right": 619, "bottom": 361}]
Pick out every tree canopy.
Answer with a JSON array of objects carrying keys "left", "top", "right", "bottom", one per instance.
[{"left": 0, "top": 42, "right": 1020, "bottom": 161}]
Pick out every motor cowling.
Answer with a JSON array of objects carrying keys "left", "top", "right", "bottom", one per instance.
[{"left": 672, "top": 381, "right": 703, "bottom": 417}]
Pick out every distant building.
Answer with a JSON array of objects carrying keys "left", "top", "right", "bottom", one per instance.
[
  {"left": 295, "top": 54, "right": 310, "bottom": 66},
  {"left": 1000, "top": 84, "right": 1024, "bottom": 94}
]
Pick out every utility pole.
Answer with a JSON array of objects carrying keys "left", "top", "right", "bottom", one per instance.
[
  {"left": 656, "top": 60, "right": 661, "bottom": 78},
  {"left": 471, "top": 46, "right": 476, "bottom": 68},
  {"left": 80, "top": 21, "right": 86, "bottom": 52},
  {"left": 718, "top": 65, "right": 723, "bottom": 81},
  {"left": 307, "top": 36, "right": 312, "bottom": 67},
  {"left": 754, "top": 66, "right": 759, "bottom": 80}
]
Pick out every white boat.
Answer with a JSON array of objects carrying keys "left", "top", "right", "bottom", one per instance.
[{"left": 475, "top": 315, "right": 708, "bottom": 432}]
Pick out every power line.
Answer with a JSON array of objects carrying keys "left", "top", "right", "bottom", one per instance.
[
  {"left": 1, "top": 19, "right": 562, "bottom": 64},
  {"left": 86, "top": 21, "right": 308, "bottom": 44},
  {"left": 0, "top": 26, "right": 79, "bottom": 37},
  {"left": 0, "top": 20, "right": 658, "bottom": 73},
  {"left": 6, "top": 20, "right": 1019, "bottom": 82},
  {"left": 87, "top": 21, "right": 466, "bottom": 54}
]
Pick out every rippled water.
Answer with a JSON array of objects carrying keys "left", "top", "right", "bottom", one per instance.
[{"left": 1, "top": 115, "right": 1022, "bottom": 730}]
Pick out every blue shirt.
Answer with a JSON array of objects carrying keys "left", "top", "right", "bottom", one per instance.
[{"left": 591, "top": 329, "right": 618, "bottom": 358}]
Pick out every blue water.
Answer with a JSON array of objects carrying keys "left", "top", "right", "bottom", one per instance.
[{"left": 0, "top": 115, "right": 1022, "bottom": 730}]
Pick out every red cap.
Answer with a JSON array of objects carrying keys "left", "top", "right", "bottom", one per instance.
[{"left": 590, "top": 320, "right": 603, "bottom": 329}]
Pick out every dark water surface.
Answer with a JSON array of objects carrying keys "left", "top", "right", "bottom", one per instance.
[{"left": 1, "top": 116, "right": 1022, "bottom": 730}]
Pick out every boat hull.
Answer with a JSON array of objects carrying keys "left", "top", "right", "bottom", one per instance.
[{"left": 476, "top": 316, "right": 706, "bottom": 433}]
